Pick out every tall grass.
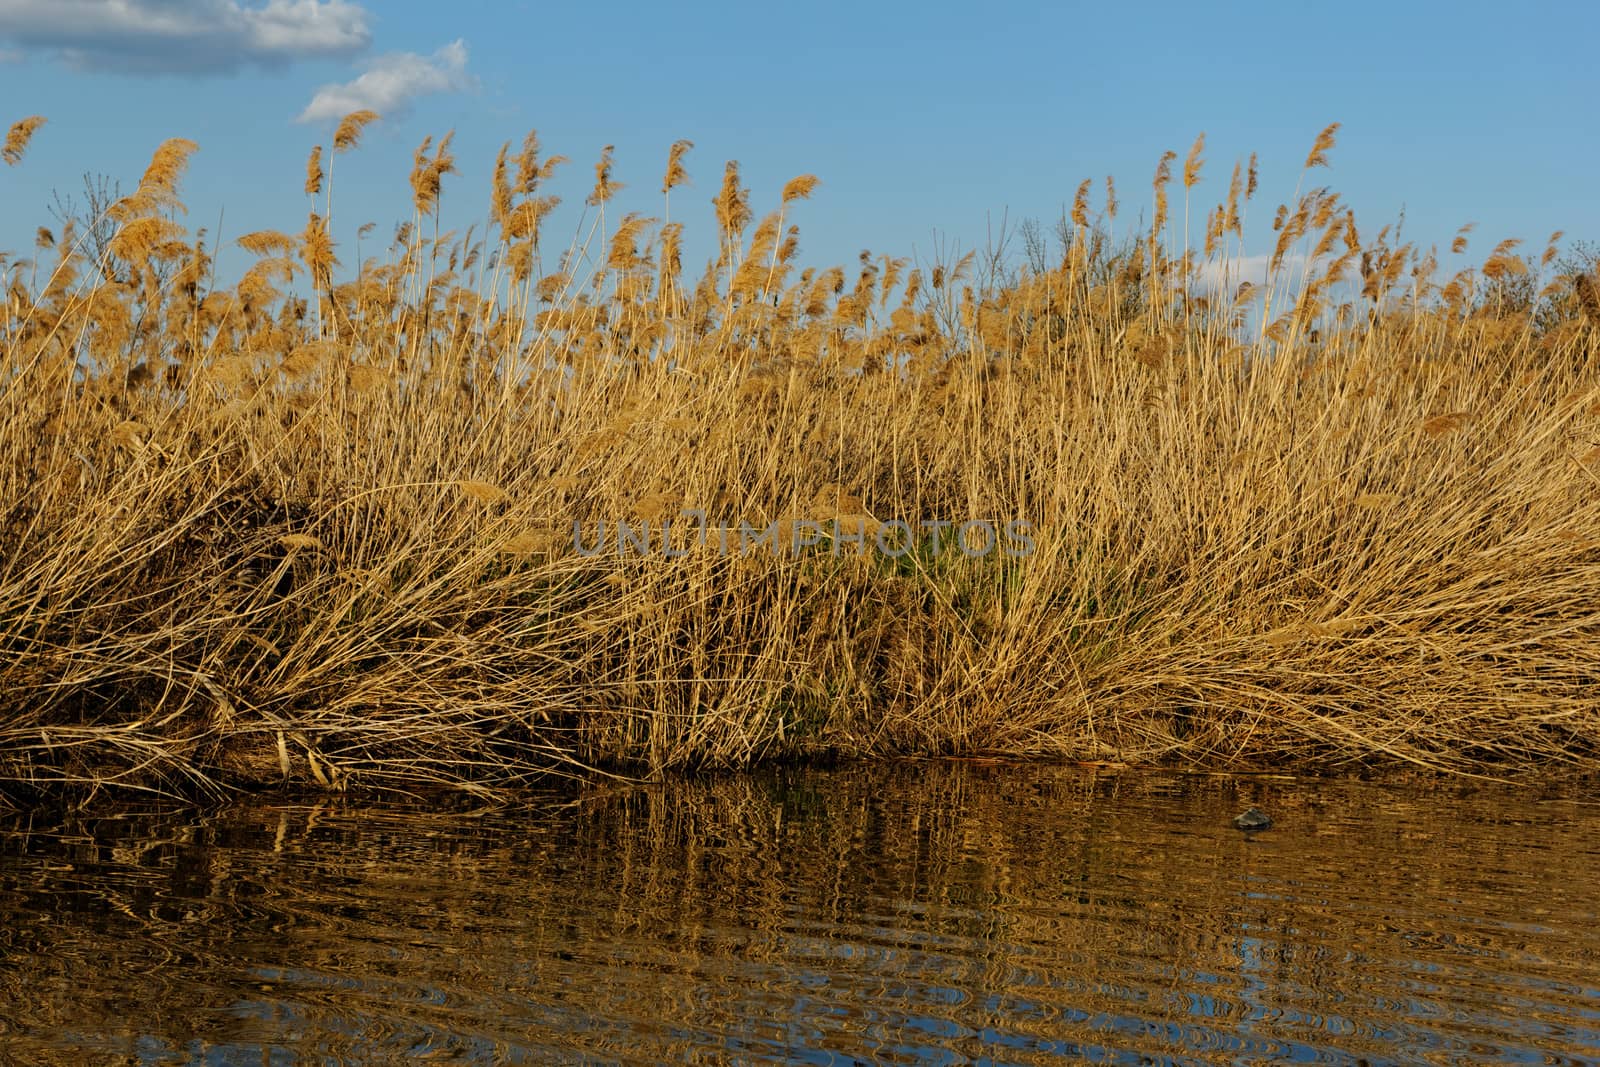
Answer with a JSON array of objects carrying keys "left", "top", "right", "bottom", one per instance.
[{"left": 3, "top": 115, "right": 1599, "bottom": 800}]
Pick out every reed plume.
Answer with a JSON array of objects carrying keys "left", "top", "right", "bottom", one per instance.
[
  {"left": 1071, "top": 179, "right": 1092, "bottom": 231},
  {"left": 305, "top": 145, "right": 324, "bottom": 197},
  {"left": 781, "top": 174, "right": 820, "bottom": 204},
  {"left": 1304, "top": 122, "right": 1340, "bottom": 169},
  {"left": 662, "top": 139, "right": 693, "bottom": 195},
  {"left": 333, "top": 109, "right": 380, "bottom": 153},
  {"left": 714, "top": 161, "right": 752, "bottom": 246},
  {"left": 410, "top": 133, "right": 457, "bottom": 217},
  {"left": 1182, "top": 132, "right": 1206, "bottom": 189},
  {"left": 112, "top": 138, "right": 199, "bottom": 218},
  {"left": 2, "top": 115, "right": 45, "bottom": 165},
  {"left": 588, "top": 144, "right": 621, "bottom": 206}
]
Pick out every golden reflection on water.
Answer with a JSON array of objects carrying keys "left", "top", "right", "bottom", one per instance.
[{"left": 2, "top": 764, "right": 1599, "bottom": 1065}]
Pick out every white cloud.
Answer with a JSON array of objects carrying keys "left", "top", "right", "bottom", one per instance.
[
  {"left": 296, "top": 39, "right": 473, "bottom": 124},
  {"left": 0, "top": 0, "right": 371, "bottom": 74},
  {"left": 1191, "top": 252, "right": 1331, "bottom": 299}
]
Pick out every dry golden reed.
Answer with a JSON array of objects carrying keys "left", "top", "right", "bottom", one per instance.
[{"left": 1, "top": 111, "right": 1598, "bottom": 803}]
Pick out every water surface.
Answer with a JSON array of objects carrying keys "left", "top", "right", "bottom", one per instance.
[{"left": 3, "top": 763, "right": 1598, "bottom": 1064}]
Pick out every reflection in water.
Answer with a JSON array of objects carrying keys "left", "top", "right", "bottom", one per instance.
[{"left": 2, "top": 764, "right": 1599, "bottom": 1064}]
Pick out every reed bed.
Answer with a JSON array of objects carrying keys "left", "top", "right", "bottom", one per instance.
[{"left": 2, "top": 114, "right": 1598, "bottom": 801}]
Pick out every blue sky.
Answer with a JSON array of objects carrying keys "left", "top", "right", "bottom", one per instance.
[{"left": 2, "top": 0, "right": 1598, "bottom": 289}]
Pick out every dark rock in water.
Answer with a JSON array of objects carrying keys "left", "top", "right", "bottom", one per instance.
[{"left": 1232, "top": 807, "right": 1272, "bottom": 831}]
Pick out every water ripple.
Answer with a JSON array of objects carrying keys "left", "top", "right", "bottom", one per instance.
[{"left": 3, "top": 766, "right": 1599, "bottom": 1064}]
